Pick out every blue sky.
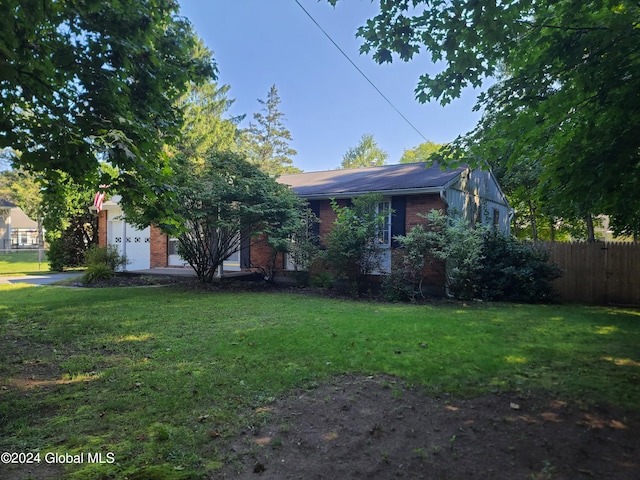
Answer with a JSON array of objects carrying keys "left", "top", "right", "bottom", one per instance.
[{"left": 178, "top": 0, "right": 484, "bottom": 172}]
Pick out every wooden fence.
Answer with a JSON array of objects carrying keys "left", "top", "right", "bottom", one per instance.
[{"left": 542, "top": 242, "right": 640, "bottom": 306}]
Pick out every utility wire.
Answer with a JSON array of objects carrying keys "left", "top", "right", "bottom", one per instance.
[{"left": 294, "top": 0, "right": 428, "bottom": 142}]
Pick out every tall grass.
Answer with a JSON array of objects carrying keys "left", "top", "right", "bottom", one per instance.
[{"left": 0, "top": 285, "right": 638, "bottom": 478}]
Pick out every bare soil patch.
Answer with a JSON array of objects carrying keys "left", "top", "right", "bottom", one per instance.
[{"left": 216, "top": 375, "right": 639, "bottom": 480}]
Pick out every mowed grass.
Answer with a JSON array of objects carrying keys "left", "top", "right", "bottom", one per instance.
[
  {"left": 0, "top": 250, "right": 49, "bottom": 274},
  {"left": 0, "top": 284, "right": 638, "bottom": 478}
]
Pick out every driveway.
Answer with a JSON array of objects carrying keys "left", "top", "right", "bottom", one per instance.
[{"left": 0, "top": 272, "right": 83, "bottom": 286}]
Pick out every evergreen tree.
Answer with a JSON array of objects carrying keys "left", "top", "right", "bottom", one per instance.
[{"left": 241, "top": 85, "right": 300, "bottom": 176}]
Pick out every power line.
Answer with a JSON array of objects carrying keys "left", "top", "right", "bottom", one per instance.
[{"left": 294, "top": 0, "right": 428, "bottom": 142}]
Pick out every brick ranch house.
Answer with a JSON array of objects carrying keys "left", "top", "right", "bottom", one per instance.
[{"left": 96, "top": 162, "right": 511, "bottom": 288}]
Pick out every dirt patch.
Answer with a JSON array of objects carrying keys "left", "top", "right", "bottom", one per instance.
[{"left": 216, "top": 375, "right": 639, "bottom": 479}]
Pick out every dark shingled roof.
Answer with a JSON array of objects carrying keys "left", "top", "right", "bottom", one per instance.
[
  {"left": 278, "top": 162, "right": 466, "bottom": 197},
  {"left": 0, "top": 198, "right": 16, "bottom": 208}
]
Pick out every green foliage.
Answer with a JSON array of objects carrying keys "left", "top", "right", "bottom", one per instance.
[
  {"left": 171, "top": 151, "right": 303, "bottom": 283},
  {"left": 1, "top": 1, "right": 214, "bottom": 227},
  {"left": 264, "top": 206, "right": 319, "bottom": 281},
  {"left": 340, "top": 133, "right": 388, "bottom": 169},
  {"left": 476, "top": 234, "right": 562, "bottom": 303},
  {"left": 399, "top": 141, "right": 444, "bottom": 164},
  {"left": 330, "top": 0, "right": 640, "bottom": 237},
  {"left": 324, "top": 194, "right": 387, "bottom": 292},
  {"left": 420, "top": 210, "right": 486, "bottom": 300},
  {"left": 42, "top": 175, "right": 99, "bottom": 271},
  {"left": 240, "top": 85, "right": 301, "bottom": 176},
  {"left": 81, "top": 245, "right": 127, "bottom": 284},
  {"left": 382, "top": 224, "right": 433, "bottom": 301},
  {"left": 82, "top": 263, "right": 114, "bottom": 283},
  {"left": 46, "top": 216, "right": 97, "bottom": 272},
  {"left": 84, "top": 245, "right": 128, "bottom": 272},
  {"left": 170, "top": 80, "right": 242, "bottom": 169},
  {"left": 388, "top": 209, "right": 561, "bottom": 302}
]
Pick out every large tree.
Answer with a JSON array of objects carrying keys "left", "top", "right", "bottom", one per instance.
[
  {"left": 170, "top": 80, "right": 242, "bottom": 171},
  {"left": 240, "top": 85, "right": 300, "bottom": 176},
  {"left": 330, "top": 0, "right": 640, "bottom": 237},
  {"left": 399, "top": 141, "right": 444, "bottom": 164},
  {"left": 0, "top": 0, "right": 214, "bottom": 225},
  {"left": 172, "top": 151, "right": 304, "bottom": 283},
  {"left": 340, "top": 133, "right": 388, "bottom": 168}
]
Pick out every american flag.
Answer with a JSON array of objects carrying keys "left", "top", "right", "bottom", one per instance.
[{"left": 93, "top": 191, "right": 106, "bottom": 212}]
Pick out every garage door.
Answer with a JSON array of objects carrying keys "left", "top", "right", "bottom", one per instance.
[{"left": 108, "top": 220, "right": 150, "bottom": 271}]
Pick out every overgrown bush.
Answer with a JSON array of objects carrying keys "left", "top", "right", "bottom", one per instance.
[
  {"left": 84, "top": 244, "right": 128, "bottom": 271},
  {"left": 324, "top": 194, "right": 387, "bottom": 294},
  {"left": 382, "top": 225, "right": 433, "bottom": 301},
  {"left": 420, "top": 210, "right": 486, "bottom": 300},
  {"left": 385, "top": 209, "right": 561, "bottom": 303},
  {"left": 81, "top": 245, "right": 127, "bottom": 284},
  {"left": 46, "top": 216, "right": 97, "bottom": 271},
  {"left": 476, "top": 233, "right": 562, "bottom": 302}
]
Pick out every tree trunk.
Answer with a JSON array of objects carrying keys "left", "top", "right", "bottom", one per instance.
[
  {"left": 585, "top": 214, "right": 595, "bottom": 242},
  {"left": 528, "top": 201, "right": 538, "bottom": 241}
]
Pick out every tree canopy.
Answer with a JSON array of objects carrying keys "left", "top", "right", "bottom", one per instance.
[
  {"left": 172, "top": 151, "right": 304, "bottom": 282},
  {"left": 340, "top": 133, "right": 388, "bottom": 168},
  {"left": 169, "top": 81, "right": 242, "bottom": 171},
  {"left": 1, "top": 0, "right": 214, "bottom": 224},
  {"left": 240, "top": 85, "right": 300, "bottom": 176},
  {"left": 399, "top": 141, "right": 444, "bottom": 164},
  {"left": 329, "top": 0, "right": 640, "bottom": 237}
]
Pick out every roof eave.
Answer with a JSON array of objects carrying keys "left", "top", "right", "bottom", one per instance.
[{"left": 295, "top": 186, "right": 447, "bottom": 200}]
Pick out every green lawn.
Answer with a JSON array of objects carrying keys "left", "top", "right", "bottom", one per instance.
[
  {"left": 0, "top": 250, "right": 49, "bottom": 274},
  {"left": 0, "top": 284, "right": 638, "bottom": 478}
]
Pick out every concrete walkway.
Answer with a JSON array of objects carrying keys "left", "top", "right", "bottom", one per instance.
[{"left": 0, "top": 272, "right": 83, "bottom": 285}]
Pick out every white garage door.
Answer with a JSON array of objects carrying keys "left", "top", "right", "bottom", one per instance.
[{"left": 108, "top": 219, "right": 150, "bottom": 271}]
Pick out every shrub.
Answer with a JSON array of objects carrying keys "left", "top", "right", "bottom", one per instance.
[
  {"left": 81, "top": 245, "right": 127, "bottom": 284},
  {"left": 324, "top": 194, "right": 387, "bottom": 293},
  {"left": 385, "top": 209, "right": 561, "bottom": 303},
  {"left": 419, "top": 209, "right": 486, "bottom": 300},
  {"left": 476, "top": 233, "right": 562, "bottom": 302},
  {"left": 382, "top": 226, "right": 432, "bottom": 301},
  {"left": 83, "top": 264, "right": 114, "bottom": 283},
  {"left": 84, "top": 244, "right": 128, "bottom": 271}
]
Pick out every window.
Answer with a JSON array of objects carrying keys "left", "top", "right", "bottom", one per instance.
[
  {"left": 168, "top": 237, "right": 180, "bottom": 256},
  {"left": 492, "top": 209, "right": 500, "bottom": 231},
  {"left": 376, "top": 200, "right": 391, "bottom": 245}
]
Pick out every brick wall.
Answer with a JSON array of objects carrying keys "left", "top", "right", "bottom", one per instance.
[
  {"left": 149, "top": 226, "right": 168, "bottom": 268},
  {"left": 97, "top": 211, "right": 107, "bottom": 247},
  {"left": 406, "top": 194, "right": 446, "bottom": 230}
]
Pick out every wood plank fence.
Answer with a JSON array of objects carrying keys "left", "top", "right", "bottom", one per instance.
[{"left": 542, "top": 242, "right": 640, "bottom": 306}]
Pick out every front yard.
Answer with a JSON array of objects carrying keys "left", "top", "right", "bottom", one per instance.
[{"left": 0, "top": 283, "right": 638, "bottom": 478}]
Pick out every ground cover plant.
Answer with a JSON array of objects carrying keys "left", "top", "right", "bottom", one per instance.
[
  {"left": 0, "top": 284, "right": 638, "bottom": 479},
  {"left": 0, "top": 251, "right": 48, "bottom": 275}
]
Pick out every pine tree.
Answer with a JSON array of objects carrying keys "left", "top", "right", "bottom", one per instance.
[{"left": 241, "top": 85, "right": 301, "bottom": 176}]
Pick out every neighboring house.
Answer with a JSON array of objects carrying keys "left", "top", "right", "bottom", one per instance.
[
  {"left": 0, "top": 199, "right": 11, "bottom": 251},
  {"left": 97, "top": 163, "right": 511, "bottom": 287},
  {"left": 0, "top": 200, "right": 40, "bottom": 251}
]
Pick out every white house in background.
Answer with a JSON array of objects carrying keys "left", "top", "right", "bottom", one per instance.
[
  {"left": 0, "top": 199, "right": 11, "bottom": 251},
  {"left": 0, "top": 199, "right": 40, "bottom": 251}
]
